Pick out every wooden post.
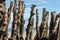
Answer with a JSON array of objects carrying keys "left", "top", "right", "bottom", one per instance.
[
  {"left": 57, "top": 21, "right": 60, "bottom": 40},
  {"left": 16, "top": 1, "right": 22, "bottom": 40},
  {"left": 51, "top": 14, "right": 60, "bottom": 40},
  {"left": 0, "top": 0, "right": 7, "bottom": 40},
  {"left": 35, "top": 9, "right": 40, "bottom": 40},
  {"left": 2, "top": 10, "right": 8, "bottom": 40},
  {"left": 39, "top": 8, "right": 49, "bottom": 40},
  {"left": 25, "top": 5, "right": 36, "bottom": 40},
  {"left": 11, "top": 0, "right": 18, "bottom": 40},
  {"left": 49, "top": 11, "right": 57, "bottom": 40},
  {"left": 56, "top": 13, "right": 60, "bottom": 40},
  {"left": 20, "top": 1, "right": 25, "bottom": 40}
]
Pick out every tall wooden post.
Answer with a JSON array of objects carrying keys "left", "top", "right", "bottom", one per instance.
[
  {"left": 49, "top": 11, "right": 57, "bottom": 40},
  {"left": 56, "top": 13, "right": 60, "bottom": 40},
  {"left": 2, "top": 9, "right": 8, "bottom": 40},
  {"left": 35, "top": 9, "right": 40, "bottom": 40},
  {"left": 11, "top": 0, "right": 18, "bottom": 40},
  {"left": 51, "top": 14, "right": 60, "bottom": 40},
  {"left": 0, "top": 0, "right": 7, "bottom": 40},
  {"left": 57, "top": 21, "right": 60, "bottom": 40},
  {"left": 20, "top": 1, "right": 25, "bottom": 40},
  {"left": 25, "top": 5, "right": 36, "bottom": 40},
  {"left": 17, "top": 1, "right": 22, "bottom": 40},
  {"left": 39, "top": 8, "right": 49, "bottom": 40}
]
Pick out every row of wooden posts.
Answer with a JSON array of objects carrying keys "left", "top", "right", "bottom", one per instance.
[{"left": 0, "top": 0, "right": 60, "bottom": 40}]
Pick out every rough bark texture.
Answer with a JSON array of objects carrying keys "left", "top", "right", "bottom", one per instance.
[
  {"left": 11, "top": 0, "right": 26, "bottom": 40},
  {"left": 11, "top": 0, "right": 18, "bottom": 40},
  {"left": 0, "top": 0, "right": 60, "bottom": 40},
  {"left": 0, "top": 0, "right": 8, "bottom": 40},
  {"left": 57, "top": 21, "right": 60, "bottom": 40},
  {"left": 56, "top": 13, "right": 60, "bottom": 40},
  {"left": 39, "top": 8, "right": 49, "bottom": 40},
  {"left": 49, "top": 11, "right": 57, "bottom": 40},
  {"left": 20, "top": 1, "right": 25, "bottom": 40},
  {"left": 25, "top": 5, "right": 36, "bottom": 40},
  {"left": 34, "top": 9, "right": 40, "bottom": 40},
  {"left": 16, "top": 1, "right": 22, "bottom": 40}
]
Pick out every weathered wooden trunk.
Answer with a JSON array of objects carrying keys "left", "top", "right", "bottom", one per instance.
[
  {"left": 11, "top": 0, "right": 18, "bottom": 40},
  {"left": 57, "top": 21, "right": 60, "bottom": 40},
  {"left": 16, "top": 1, "right": 22, "bottom": 40},
  {"left": 25, "top": 5, "right": 36, "bottom": 40},
  {"left": 0, "top": 0, "right": 8, "bottom": 40},
  {"left": 56, "top": 13, "right": 60, "bottom": 40},
  {"left": 49, "top": 11, "right": 57, "bottom": 40},
  {"left": 20, "top": 1, "right": 25, "bottom": 40},
  {"left": 39, "top": 8, "right": 49, "bottom": 40},
  {"left": 34, "top": 9, "right": 40, "bottom": 40}
]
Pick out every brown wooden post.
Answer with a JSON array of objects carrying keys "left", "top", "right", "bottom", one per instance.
[
  {"left": 35, "top": 9, "right": 40, "bottom": 40},
  {"left": 20, "top": 1, "right": 25, "bottom": 40},
  {"left": 49, "top": 11, "right": 57, "bottom": 40},
  {"left": 56, "top": 13, "right": 60, "bottom": 40},
  {"left": 11, "top": 0, "right": 18, "bottom": 40},
  {"left": 51, "top": 14, "right": 60, "bottom": 40},
  {"left": 16, "top": 1, "right": 22, "bottom": 40},
  {"left": 30, "top": 5, "right": 36, "bottom": 40},
  {"left": 0, "top": 0, "right": 7, "bottom": 40},
  {"left": 2, "top": 9, "right": 8, "bottom": 40},
  {"left": 57, "top": 21, "right": 60, "bottom": 40},
  {"left": 25, "top": 5, "right": 36, "bottom": 40},
  {"left": 39, "top": 8, "right": 49, "bottom": 40}
]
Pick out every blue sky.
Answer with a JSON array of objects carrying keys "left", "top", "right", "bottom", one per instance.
[{"left": 6, "top": 0, "right": 60, "bottom": 29}]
